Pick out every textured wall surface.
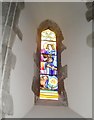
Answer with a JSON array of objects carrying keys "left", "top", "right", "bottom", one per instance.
[
  {"left": 1, "top": 2, "right": 24, "bottom": 118},
  {"left": 0, "top": 2, "right": 2, "bottom": 120},
  {"left": 5, "top": 5, "right": 36, "bottom": 118}
]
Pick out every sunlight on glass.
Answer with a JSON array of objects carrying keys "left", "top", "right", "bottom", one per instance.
[
  {"left": 41, "top": 29, "right": 56, "bottom": 41},
  {"left": 40, "top": 29, "right": 58, "bottom": 100}
]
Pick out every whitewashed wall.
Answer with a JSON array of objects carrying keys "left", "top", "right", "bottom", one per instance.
[
  {"left": 26, "top": 2, "right": 92, "bottom": 118},
  {"left": 6, "top": 6, "right": 36, "bottom": 118},
  {"left": 62, "top": 3, "right": 92, "bottom": 118}
]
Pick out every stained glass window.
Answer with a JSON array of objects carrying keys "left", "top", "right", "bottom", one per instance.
[{"left": 40, "top": 29, "right": 58, "bottom": 100}]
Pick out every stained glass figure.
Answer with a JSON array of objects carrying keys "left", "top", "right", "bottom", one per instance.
[{"left": 41, "top": 41, "right": 57, "bottom": 55}]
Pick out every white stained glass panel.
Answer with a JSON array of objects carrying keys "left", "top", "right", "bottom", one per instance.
[{"left": 41, "top": 29, "right": 56, "bottom": 41}]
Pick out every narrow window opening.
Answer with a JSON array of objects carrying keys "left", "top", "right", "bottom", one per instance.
[{"left": 32, "top": 20, "right": 68, "bottom": 106}]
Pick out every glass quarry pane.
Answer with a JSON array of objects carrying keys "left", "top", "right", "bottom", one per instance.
[{"left": 41, "top": 29, "right": 56, "bottom": 41}]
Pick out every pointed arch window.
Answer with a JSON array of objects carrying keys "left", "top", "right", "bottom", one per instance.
[{"left": 32, "top": 20, "right": 68, "bottom": 105}]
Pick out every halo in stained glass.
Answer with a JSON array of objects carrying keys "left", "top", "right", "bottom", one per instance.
[
  {"left": 48, "top": 76, "right": 58, "bottom": 90},
  {"left": 41, "top": 29, "right": 56, "bottom": 41}
]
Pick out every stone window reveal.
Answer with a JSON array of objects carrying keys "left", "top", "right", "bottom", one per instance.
[{"left": 32, "top": 19, "right": 68, "bottom": 106}]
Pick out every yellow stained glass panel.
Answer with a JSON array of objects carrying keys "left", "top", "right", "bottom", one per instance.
[{"left": 41, "top": 29, "right": 56, "bottom": 41}]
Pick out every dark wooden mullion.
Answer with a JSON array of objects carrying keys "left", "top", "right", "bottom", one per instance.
[{"left": 37, "top": 30, "right": 41, "bottom": 97}]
